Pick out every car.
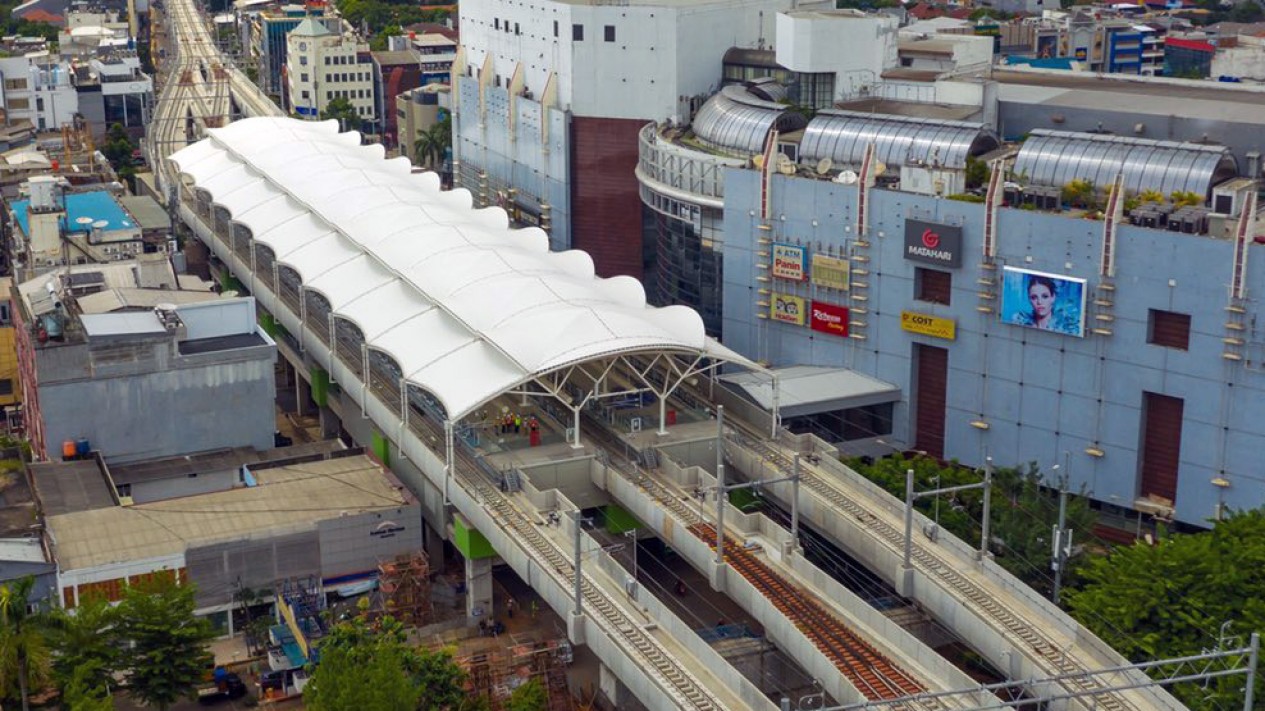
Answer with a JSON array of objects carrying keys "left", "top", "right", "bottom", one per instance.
[{"left": 197, "top": 672, "right": 247, "bottom": 704}]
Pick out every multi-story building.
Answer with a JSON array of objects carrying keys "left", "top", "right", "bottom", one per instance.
[
  {"left": 0, "top": 278, "right": 21, "bottom": 411},
  {"left": 244, "top": 4, "right": 339, "bottom": 99},
  {"left": 396, "top": 84, "right": 449, "bottom": 166},
  {"left": 13, "top": 265, "right": 276, "bottom": 463},
  {"left": 74, "top": 51, "right": 154, "bottom": 136},
  {"left": 372, "top": 44, "right": 422, "bottom": 148},
  {"left": 0, "top": 53, "right": 78, "bottom": 131},
  {"left": 285, "top": 17, "right": 374, "bottom": 127},
  {"left": 642, "top": 65, "right": 1265, "bottom": 528},
  {"left": 454, "top": 0, "right": 800, "bottom": 272}
]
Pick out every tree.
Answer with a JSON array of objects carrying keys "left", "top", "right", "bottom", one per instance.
[
  {"left": 1064, "top": 510, "right": 1265, "bottom": 710},
  {"left": 370, "top": 24, "right": 402, "bottom": 51},
  {"left": 964, "top": 156, "right": 990, "bottom": 190},
  {"left": 320, "top": 96, "right": 361, "bottom": 133},
  {"left": 116, "top": 577, "right": 216, "bottom": 711},
  {"left": 842, "top": 455, "right": 1097, "bottom": 595},
  {"left": 1230, "top": 0, "right": 1263, "bottom": 22},
  {"left": 506, "top": 678, "right": 548, "bottom": 711},
  {"left": 305, "top": 615, "right": 469, "bottom": 711},
  {"left": 413, "top": 113, "right": 451, "bottom": 169},
  {"left": 0, "top": 577, "right": 51, "bottom": 711},
  {"left": 45, "top": 595, "right": 119, "bottom": 694},
  {"left": 61, "top": 662, "right": 114, "bottom": 711}
]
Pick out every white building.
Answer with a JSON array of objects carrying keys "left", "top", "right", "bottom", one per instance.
[
  {"left": 455, "top": 0, "right": 798, "bottom": 277},
  {"left": 0, "top": 53, "right": 78, "bottom": 131},
  {"left": 285, "top": 17, "right": 375, "bottom": 126},
  {"left": 776, "top": 9, "right": 900, "bottom": 100}
]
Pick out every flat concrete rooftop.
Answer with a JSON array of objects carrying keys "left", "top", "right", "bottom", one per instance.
[{"left": 48, "top": 455, "right": 410, "bottom": 572}]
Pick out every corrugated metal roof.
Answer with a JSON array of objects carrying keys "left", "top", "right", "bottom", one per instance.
[
  {"left": 1013, "top": 129, "right": 1237, "bottom": 196},
  {"left": 0, "top": 537, "right": 47, "bottom": 564},
  {"left": 691, "top": 84, "right": 809, "bottom": 155},
  {"left": 800, "top": 110, "right": 999, "bottom": 170}
]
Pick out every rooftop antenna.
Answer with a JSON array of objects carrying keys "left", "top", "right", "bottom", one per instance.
[{"left": 758, "top": 11, "right": 765, "bottom": 50}]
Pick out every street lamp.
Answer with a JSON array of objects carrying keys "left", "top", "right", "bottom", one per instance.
[{"left": 1211, "top": 476, "right": 1231, "bottom": 522}]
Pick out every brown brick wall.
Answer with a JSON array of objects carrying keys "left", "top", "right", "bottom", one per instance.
[{"left": 570, "top": 116, "right": 647, "bottom": 279}]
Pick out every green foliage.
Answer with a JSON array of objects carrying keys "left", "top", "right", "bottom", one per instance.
[
  {"left": 116, "top": 577, "right": 216, "bottom": 711},
  {"left": 369, "top": 24, "right": 402, "bottom": 51},
  {"left": 319, "top": 97, "right": 362, "bottom": 132},
  {"left": 306, "top": 615, "right": 469, "bottom": 711},
  {"left": 1065, "top": 510, "right": 1265, "bottom": 710},
  {"left": 1138, "top": 188, "right": 1165, "bottom": 204},
  {"left": 335, "top": 0, "right": 450, "bottom": 37},
  {"left": 1170, "top": 190, "right": 1203, "bottom": 208},
  {"left": 45, "top": 595, "right": 119, "bottom": 694},
  {"left": 844, "top": 456, "right": 1097, "bottom": 595},
  {"left": 0, "top": 576, "right": 51, "bottom": 711},
  {"left": 413, "top": 113, "right": 452, "bottom": 168},
  {"left": 1230, "top": 0, "right": 1263, "bottom": 22},
  {"left": 61, "top": 662, "right": 114, "bottom": 711},
  {"left": 964, "top": 156, "right": 990, "bottom": 190},
  {"left": 506, "top": 677, "right": 548, "bottom": 711},
  {"left": 1061, "top": 178, "right": 1098, "bottom": 210},
  {"left": 946, "top": 193, "right": 985, "bottom": 203}
]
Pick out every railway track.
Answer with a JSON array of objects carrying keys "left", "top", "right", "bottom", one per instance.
[
  {"left": 725, "top": 423, "right": 1136, "bottom": 711},
  {"left": 403, "top": 415, "right": 728, "bottom": 711},
  {"left": 580, "top": 412, "right": 940, "bottom": 706}
]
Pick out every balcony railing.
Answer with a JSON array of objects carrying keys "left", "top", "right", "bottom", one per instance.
[{"left": 636, "top": 123, "right": 745, "bottom": 204}]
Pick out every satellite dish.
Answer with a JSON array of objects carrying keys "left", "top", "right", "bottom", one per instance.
[
  {"left": 75, "top": 216, "right": 94, "bottom": 225},
  {"left": 836, "top": 170, "right": 859, "bottom": 185},
  {"left": 776, "top": 153, "right": 796, "bottom": 175},
  {"left": 753, "top": 155, "right": 766, "bottom": 169},
  {"left": 874, "top": 161, "right": 888, "bottom": 177},
  {"left": 816, "top": 157, "right": 833, "bottom": 175},
  {"left": 92, "top": 220, "right": 109, "bottom": 230}
]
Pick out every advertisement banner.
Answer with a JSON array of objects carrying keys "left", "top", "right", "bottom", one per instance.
[
  {"left": 901, "top": 311, "right": 957, "bottom": 340},
  {"left": 770, "top": 293, "right": 806, "bottom": 325},
  {"left": 811, "top": 254, "right": 850, "bottom": 291},
  {"left": 809, "top": 300, "right": 849, "bottom": 337},
  {"left": 999, "top": 267, "right": 1087, "bottom": 337},
  {"left": 903, "top": 219, "right": 963, "bottom": 268},
  {"left": 772, "top": 243, "right": 807, "bottom": 281}
]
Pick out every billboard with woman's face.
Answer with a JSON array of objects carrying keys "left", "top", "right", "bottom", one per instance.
[{"left": 1000, "top": 267, "right": 1087, "bottom": 337}]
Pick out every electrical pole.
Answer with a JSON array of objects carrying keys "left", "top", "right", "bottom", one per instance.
[
  {"left": 790, "top": 453, "right": 801, "bottom": 549},
  {"left": 1051, "top": 460, "right": 1072, "bottom": 605},
  {"left": 572, "top": 511, "right": 584, "bottom": 617},
  {"left": 715, "top": 404, "right": 725, "bottom": 566},
  {"left": 903, "top": 467, "right": 915, "bottom": 571},
  {"left": 979, "top": 456, "right": 993, "bottom": 560}
]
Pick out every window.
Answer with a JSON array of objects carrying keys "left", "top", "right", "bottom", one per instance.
[
  {"left": 300, "top": 73, "right": 308, "bottom": 82},
  {"left": 0, "top": 303, "right": 10, "bottom": 326},
  {"left": 7, "top": 98, "right": 28, "bottom": 110},
  {"left": 301, "top": 90, "right": 309, "bottom": 99},
  {"left": 3, "top": 78, "right": 26, "bottom": 90},
  {"left": 915, "top": 267, "right": 951, "bottom": 305},
  {"left": 604, "top": 25, "right": 616, "bottom": 42},
  {"left": 300, "top": 56, "right": 308, "bottom": 66},
  {"left": 553, "top": 20, "right": 558, "bottom": 37},
  {"left": 116, "top": 483, "right": 131, "bottom": 498},
  {"left": 495, "top": 18, "right": 500, "bottom": 29},
  {"left": 514, "top": 22, "right": 520, "bottom": 35},
  {"left": 572, "top": 23, "right": 583, "bottom": 41},
  {"left": 1148, "top": 309, "right": 1191, "bottom": 350},
  {"left": 324, "top": 56, "right": 330, "bottom": 65},
  {"left": 0, "top": 379, "right": 12, "bottom": 396}
]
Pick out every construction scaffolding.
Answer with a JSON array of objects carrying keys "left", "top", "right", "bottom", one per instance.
[
  {"left": 376, "top": 552, "right": 433, "bottom": 628},
  {"left": 460, "top": 636, "right": 575, "bottom": 711}
]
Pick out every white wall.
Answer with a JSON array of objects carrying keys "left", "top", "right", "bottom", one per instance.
[
  {"left": 776, "top": 10, "right": 898, "bottom": 81},
  {"left": 1211, "top": 38, "right": 1265, "bottom": 82},
  {"left": 460, "top": 0, "right": 788, "bottom": 123}
]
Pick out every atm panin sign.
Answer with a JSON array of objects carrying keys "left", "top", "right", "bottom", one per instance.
[
  {"left": 772, "top": 243, "right": 807, "bottom": 281},
  {"left": 809, "top": 300, "right": 849, "bottom": 337}
]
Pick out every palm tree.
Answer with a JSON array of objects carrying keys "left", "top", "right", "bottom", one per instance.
[
  {"left": 413, "top": 114, "right": 452, "bottom": 170},
  {"left": 0, "top": 577, "right": 51, "bottom": 711}
]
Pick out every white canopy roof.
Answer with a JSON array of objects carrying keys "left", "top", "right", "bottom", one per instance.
[{"left": 170, "top": 118, "right": 757, "bottom": 420}]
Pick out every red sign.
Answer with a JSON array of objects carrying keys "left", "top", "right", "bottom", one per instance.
[
  {"left": 922, "top": 228, "right": 940, "bottom": 249},
  {"left": 810, "top": 300, "right": 849, "bottom": 338}
]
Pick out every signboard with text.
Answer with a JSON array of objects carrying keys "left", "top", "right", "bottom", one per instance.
[
  {"left": 770, "top": 293, "right": 806, "bottom": 325},
  {"left": 811, "top": 253, "right": 850, "bottom": 291},
  {"left": 903, "top": 219, "right": 963, "bottom": 268},
  {"left": 772, "top": 243, "right": 807, "bottom": 281},
  {"left": 901, "top": 310, "right": 957, "bottom": 340},
  {"left": 810, "top": 300, "right": 849, "bottom": 338}
]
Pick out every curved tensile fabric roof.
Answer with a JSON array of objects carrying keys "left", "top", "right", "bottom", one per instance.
[
  {"left": 691, "top": 84, "right": 808, "bottom": 154},
  {"left": 1013, "top": 129, "right": 1237, "bottom": 197},
  {"left": 799, "top": 110, "right": 999, "bottom": 170},
  {"left": 170, "top": 117, "right": 757, "bottom": 419}
]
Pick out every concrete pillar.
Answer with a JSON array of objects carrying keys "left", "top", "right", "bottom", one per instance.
[
  {"left": 296, "top": 375, "right": 313, "bottom": 417},
  {"left": 465, "top": 556, "right": 493, "bottom": 627},
  {"left": 424, "top": 519, "right": 444, "bottom": 568},
  {"left": 318, "top": 405, "right": 340, "bottom": 441}
]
